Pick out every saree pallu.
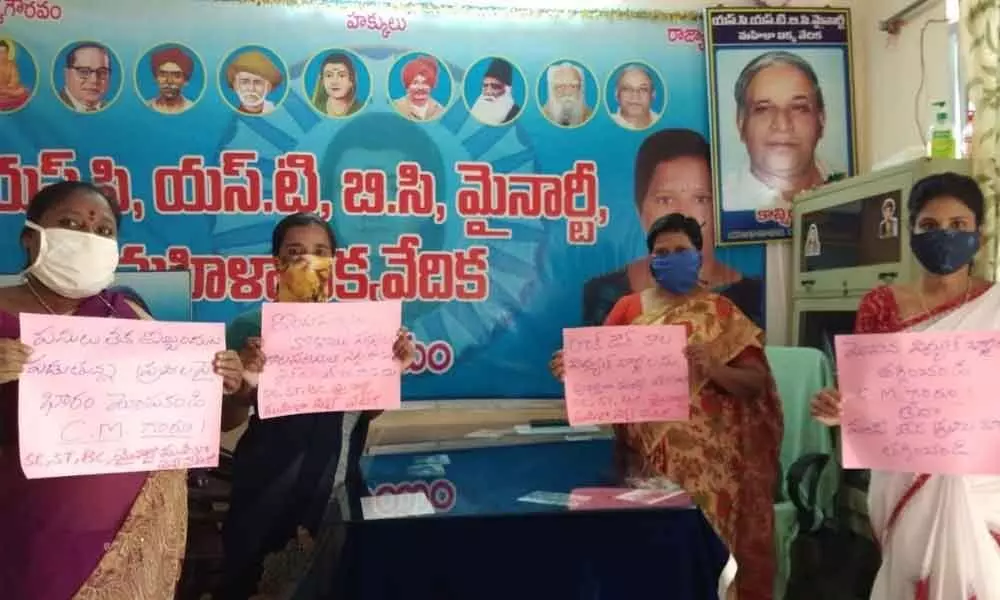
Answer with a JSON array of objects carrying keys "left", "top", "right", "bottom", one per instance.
[
  {"left": 73, "top": 471, "right": 188, "bottom": 600},
  {"left": 614, "top": 289, "right": 782, "bottom": 600},
  {"left": 867, "top": 284, "right": 1000, "bottom": 600}
]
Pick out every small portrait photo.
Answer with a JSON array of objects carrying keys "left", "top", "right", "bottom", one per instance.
[
  {"left": 52, "top": 41, "right": 123, "bottom": 114},
  {"left": 463, "top": 56, "right": 526, "bottom": 127},
  {"left": 304, "top": 49, "right": 371, "bottom": 119},
  {"left": 135, "top": 43, "right": 204, "bottom": 115},
  {"left": 879, "top": 196, "right": 899, "bottom": 239},
  {"left": 0, "top": 38, "right": 37, "bottom": 113},
  {"left": 804, "top": 223, "right": 822, "bottom": 257},
  {"left": 605, "top": 62, "right": 666, "bottom": 131},
  {"left": 218, "top": 45, "right": 288, "bottom": 116},
  {"left": 388, "top": 52, "right": 452, "bottom": 122},
  {"left": 537, "top": 59, "right": 599, "bottom": 129}
]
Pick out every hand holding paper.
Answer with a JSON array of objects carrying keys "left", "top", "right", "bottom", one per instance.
[
  {"left": 257, "top": 300, "right": 403, "bottom": 419},
  {"left": 562, "top": 325, "right": 690, "bottom": 426},
  {"left": 837, "top": 330, "right": 1000, "bottom": 475},
  {"left": 18, "top": 313, "right": 226, "bottom": 479}
]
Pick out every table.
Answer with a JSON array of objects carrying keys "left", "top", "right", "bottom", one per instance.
[{"left": 290, "top": 438, "right": 735, "bottom": 600}]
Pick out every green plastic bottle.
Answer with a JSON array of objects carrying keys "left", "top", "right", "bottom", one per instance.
[{"left": 928, "top": 101, "right": 956, "bottom": 159}]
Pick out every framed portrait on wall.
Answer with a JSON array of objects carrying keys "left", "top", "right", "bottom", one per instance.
[{"left": 704, "top": 7, "right": 858, "bottom": 245}]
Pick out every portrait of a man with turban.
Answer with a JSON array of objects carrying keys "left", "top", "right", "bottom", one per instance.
[
  {"left": 468, "top": 57, "right": 521, "bottom": 126},
  {"left": 147, "top": 46, "right": 196, "bottom": 114},
  {"left": 392, "top": 54, "right": 446, "bottom": 122},
  {"left": 225, "top": 49, "right": 284, "bottom": 115}
]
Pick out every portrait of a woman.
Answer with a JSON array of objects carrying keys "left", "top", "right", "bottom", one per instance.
[{"left": 310, "top": 51, "right": 363, "bottom": 118}]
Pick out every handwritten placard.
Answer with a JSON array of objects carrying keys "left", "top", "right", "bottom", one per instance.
[
  {"left": 837, "top": 330, "right": 1000, "bottom": 474},
  {"left": 258, "top": 300, "right": 402, "bottom": 419},
  {"left": 562, "top": 325, "right": 690, "bottom": 426},
  {"left": 18, "top": 314, "right": 225, "bottom": 479}
]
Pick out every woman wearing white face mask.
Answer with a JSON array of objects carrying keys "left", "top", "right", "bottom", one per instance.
[{"left": 0, "top": 181, "right": 245, "bottom": 600}]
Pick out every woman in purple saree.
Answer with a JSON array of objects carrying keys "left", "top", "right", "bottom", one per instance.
[{"left": 0, "top": 181, "right": 243, "bottom": 600}]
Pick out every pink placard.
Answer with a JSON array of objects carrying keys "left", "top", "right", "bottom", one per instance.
[
  {"left": 836, "top": 330, "right": 1000, "bottom": 475},
  {"left": 18, "top": 313, "right": 225, "bottom": 480},
  {"left": 258, "top": 300, "right": 403, "bottom": 419},
  {"left": 562, "top": 325, "right": 690, "bottom": 426},
  {"left": 568, "top": 487, "right": 692, "bottom": 511}
]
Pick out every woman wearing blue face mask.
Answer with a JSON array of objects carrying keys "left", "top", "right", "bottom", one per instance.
[
  {"left": 550, "top": 212, "right": 782, "bottom": 600},
  {"left": 809, "top": 172, "right": 1000, "bottom": 600}
]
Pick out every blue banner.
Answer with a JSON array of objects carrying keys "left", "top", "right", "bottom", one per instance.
[
  {"left": 0, "top": 0, "right": 766, "bottom": 399},
  {"left": 0, "top": 270, "right": 194, "bottom": 322}
]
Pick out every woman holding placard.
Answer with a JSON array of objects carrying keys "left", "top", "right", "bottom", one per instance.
[
  {"left": 810, "top": 172, "right": 1000, "bottom": 600},
  {"left": 550, "top": 213, "right": 782, "bottom": 600},
  {"left": 221, "top": 212, "right": 415, "bottom": 600},
  {"left": 0, "top": 180, "right": 244, "bottom": 600}
]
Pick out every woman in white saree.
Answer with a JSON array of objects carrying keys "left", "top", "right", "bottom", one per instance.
[{"left": 810, "top": 172, "right": 1000, "bottom": 600}]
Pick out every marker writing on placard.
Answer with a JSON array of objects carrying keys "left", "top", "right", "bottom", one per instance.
[
  {"left": 29, "top": 325, "right": 222, "bottom": 352},
  {"left": 105, "top": 391, "right": 207, "bottom": 411},
  {"left": 840, "top": 330, "right": 1000, "bottom": 472},
  {"left": 139, "top": 419, "right": 203, "bottom": 440},
  {"left": 134, "top": 360, "right": 214, "bottom": 384},
  {"left": 268, "top": 312, "right": 335, "bottom": 332},
  {"left": 23, "top": 356, "right": 117, "bottom": 382},
  {"left": 18, "top": 313, "right": 224, "bottom": 478},
  {"left": 563, "top": 325, "right": 690, "bottom": 426},
  {"left": 22, "top": 443, "right": 217, "bottom": 471},
  {"left": 258, "top": 302, "right": 403, "bottom": 419},
  {"left": 60, "top": 420, "right": 124, "bottom": 445},
  {"left": 40, "top": 391, "right": 95, "bottom": 416},
  {"left": 262, "top": 379, "right": 387, "bottom": 417}
]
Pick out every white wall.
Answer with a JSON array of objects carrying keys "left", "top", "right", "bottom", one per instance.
[
  {"left": 852, "top": 0, "right": 954, "bottom": 170},
  {"left": 487, "top": 0, "right": 953, "bottom": 171}
]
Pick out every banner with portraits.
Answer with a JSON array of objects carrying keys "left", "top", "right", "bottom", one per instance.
[
  {"left": 0, "top": 0, "right": 766, "bottom": 400},
  {"left": 705, "top": 6, "right": 858, "bottom": 245}
]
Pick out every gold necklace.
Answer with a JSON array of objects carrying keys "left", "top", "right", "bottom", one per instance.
[{"left": 24, "top": 278, "right": 73, "bottom": 316}]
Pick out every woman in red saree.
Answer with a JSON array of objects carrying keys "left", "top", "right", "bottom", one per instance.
[
  {"left": 553, "top": 213, "right": 782, "bottom": 600},
  {"left": 0, "top": 181, "right": 243, "bottom": 600},
  {"left": 811, "top": 173, "right": 1000, "bottom": 600}
]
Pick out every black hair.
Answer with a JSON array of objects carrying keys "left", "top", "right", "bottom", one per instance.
[
  {"left": 25, "top": 180, "right": 121, "bottom": 227},
  {"left": 65, "top": 42, "right": 109, "bottom": 69},
  {"left": 907, "top": 172, "right": 985, "bottom": 229},
  {"left": 0, "top": 40, "right": 11, "bottom": 52},
  {"left": 646, "top": 213, "right": 703, "bottom": 252},
  {"left": 271, "top": 212, "right": 337, "bottom": 256},
  {"left": 634, "top": 129, "right": 711, "bottom": 210},
  {"left": 321, "top": 52, "right": 357, "bottom": 81}
]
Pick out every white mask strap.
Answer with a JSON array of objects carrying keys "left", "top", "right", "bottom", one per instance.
[{"left": 21, "top": 220, "right": 47, "bottom": 274}]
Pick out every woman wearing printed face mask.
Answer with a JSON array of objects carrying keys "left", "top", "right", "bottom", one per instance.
[
  {"left": 0, "top": 181, "right": 244, "bottom": 600},
  {"left": 809, "top": 173, "right": 1000, "bottom": 600},
  {"left": 550, "top": 213, "right": 782, "bottom": 600},
  {"left": 221, "top": 212, "right": 416, "bottom": 599}
]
